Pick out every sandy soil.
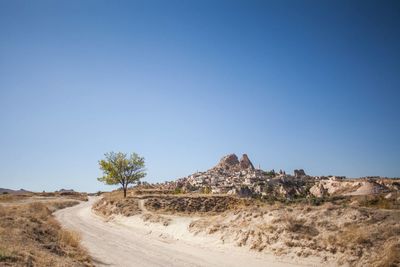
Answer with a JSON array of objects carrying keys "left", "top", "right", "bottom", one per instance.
[{"left": 55, "top": 197, "right": 318, "bottom": 267}]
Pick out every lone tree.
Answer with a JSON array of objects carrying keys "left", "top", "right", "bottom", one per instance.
[{"left": 98, "top": 152, "right": 146, "bottom": 198}]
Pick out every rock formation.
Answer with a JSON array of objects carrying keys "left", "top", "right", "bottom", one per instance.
[
  {"left": 214, "top": 153, "right": 255, "bottom": 171},
  {"left": 150, "top": 153, "right": 399, "bottom": 199},
  {"left": 294, "top": 169, "right": 306, "bottom": 178},
  {"left": 239, "top": 154, "right": 255, "bottom": 170},
  {"left": 215, "top": 154, "right": 240, "bottom": 171}
]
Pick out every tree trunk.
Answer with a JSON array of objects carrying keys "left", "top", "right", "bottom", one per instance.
[{"left": 123, "top": 187, "right": 127, "bottom": 198}]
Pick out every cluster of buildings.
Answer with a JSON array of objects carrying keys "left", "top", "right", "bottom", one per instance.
[
  {"left": 140, "top": 154, "right": 398, "bottom": 199},
  {"left": 152, "top": 154, "right": 320, "bottom": 197}
]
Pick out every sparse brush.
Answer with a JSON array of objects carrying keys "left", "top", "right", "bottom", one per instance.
[
  {"left": 283, "top": 215, "right": 319, "bottom": 237},
  {"left": 0, "top": 248, "right": 18, "bottom": 263},
  {"left": 357, "top": 195, "right": 400, "bottom": 210},
  {"left": 375, "top": 239, "right": 400, "bottom": 267},
  {"left": 59, "top": 229, "right": 81, "bottom": 248},
  {"left": 334, "top": 225, "right": 372, "bottom": 248},
  {"left": 48, "top": 200, "right": 80, "bottom": 212},
  {"left": 0, "top": 200, "right": 92, "bottom": 266}
]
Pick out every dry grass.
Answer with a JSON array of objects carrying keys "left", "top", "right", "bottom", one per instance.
[
  {"left": 92, "top": 194, "right": 141, "bottom": 217},
  {"left": 375, "top": 240, "right": 400, "bottom": 267},
  {"left": 58, "top": 229, "right": 81, "bottom": 249},
  {"left": 0, "top": 194, "right": 31, "bottom": 203},
  {"left": 36, "top": 192, "right": 89, "bottom": 202},
  {"left": 0, "top": 200, "right": 92, "bottom": 266},
  {"left": 141, "top": 213, "right": 171, "bottom": 226},
  {"left": 143, "top": 195, "right": 249, "bottom": 214},
  {"left": 283, "top": 216, "right": 319, "bottom": 237},
  {"left": 355, "top": 194, "right": 400, "bottom": 210},
  {"left": 189, "top": 202, "right": 400, "bottom": 267},
  {"left": 94, "top": 189, "right": 400, "bottom": 266}
]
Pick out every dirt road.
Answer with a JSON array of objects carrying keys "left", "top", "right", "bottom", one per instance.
[{"left": 55, "top": 197, "right": 307, "bottom": 267}]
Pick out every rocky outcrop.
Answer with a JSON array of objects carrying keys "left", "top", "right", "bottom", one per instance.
[
  {"left": 163, "top": 154, "right": 318, "bottom": 199},
  {"left": 239, "top": 154, "right": 255, "bottom": 170},
  {"left": 214, "top": 153, "right": 255, "bottom": 171},
  {"left": 294, "top": 169, "right": 306, "bottom": 178},
  {"left": 215, "top": 154, "right": 240, "bottom": 171},
  {"left": 309, "top": 183, "right": 328, "bottom": 198},
  {"left": 345, "top": 181, "right": 388, "bottom": 196}
]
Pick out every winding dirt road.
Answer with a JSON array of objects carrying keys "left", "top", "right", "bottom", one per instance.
[{"left": 55, "top": 197, "right": 305, "bottom": 267}]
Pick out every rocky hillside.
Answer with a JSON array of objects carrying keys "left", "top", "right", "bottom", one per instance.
[{"left": 147, "top": 153, "right": 400, "bottom": 200}]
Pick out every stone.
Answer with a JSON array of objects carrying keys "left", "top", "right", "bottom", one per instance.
[
  {"left": 294, "top": 169, "right": 306, "bottom": 178},
  {"left": 215, "top": 154, "right": 239, "bottom": 170},
  {"left": 310, "top": 183, "right": 328, "bottom": 197},
  {"left": 239, "top": 154, "right": 255, "bottom": 170}
]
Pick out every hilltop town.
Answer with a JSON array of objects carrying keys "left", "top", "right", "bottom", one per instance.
[{"left": 143, "top": 154, "right": 400, "bottom": 199}]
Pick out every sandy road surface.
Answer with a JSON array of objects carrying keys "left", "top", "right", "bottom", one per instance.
[{"left": 55, "top": 197, "right": 309, "bottom": 267}]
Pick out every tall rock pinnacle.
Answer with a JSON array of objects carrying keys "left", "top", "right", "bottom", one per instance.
[
  {"left": 239, "top": 154, "right": 255, "bottom": 170},
  {"left": 216, "top": 154, "right": 240, "bottom": 170}
]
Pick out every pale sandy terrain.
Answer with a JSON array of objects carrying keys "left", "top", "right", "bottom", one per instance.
[{"left": 55, "top": 197, "right": 321, "bottom": 267}]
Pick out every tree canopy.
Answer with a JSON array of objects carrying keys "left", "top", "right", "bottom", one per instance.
[{"left": 98, "top": 152, "right": 146, "bottom": 197}]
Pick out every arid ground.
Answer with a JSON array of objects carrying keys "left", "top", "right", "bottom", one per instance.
[
  {"left": 0, "top": 193, "right": 92, "bottom": 266},
  {"left": 56, "top": 196, "right": 311, "bottom": 267},
  {"left": 1, "top": 190, "right": 399, "bottom": 267}
]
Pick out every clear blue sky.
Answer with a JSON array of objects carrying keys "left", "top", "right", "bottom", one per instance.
[{"left": 1, "top": 0, "right": 399, "bottom": 192}]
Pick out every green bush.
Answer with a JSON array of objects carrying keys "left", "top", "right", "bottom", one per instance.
[{"left": 173, "top": 187, "right": 183, "bottom": 194}]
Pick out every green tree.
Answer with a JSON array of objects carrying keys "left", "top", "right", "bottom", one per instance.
[{"left": 98, "top": 152, "right": 146, "bottom": 198}]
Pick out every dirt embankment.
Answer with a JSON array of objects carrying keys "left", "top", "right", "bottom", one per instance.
[
  {"left": 93, "top": 195, "right": 141, "bottom": 217},
  {"left": 0, "top": 197, "right": 92, "bottom": 267},
  {"left": 93, "top": 194, "right": 247, "bottom": 226},
  {"left": 189, "top": 203, "right": 400, "bottom": 267},
  {"left": 94, "top": 191, "right": 400, "bottom": 267},
  {"left": 144, "top": 195, "right": 250, "bottom": 214},
  {"left": 93, "top": 194, "right": 249, "bottom": 217}
]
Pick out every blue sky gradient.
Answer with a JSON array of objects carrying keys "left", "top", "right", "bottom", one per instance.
[{"left": 1, "top": 0, "right": 399, "bottom": 192}]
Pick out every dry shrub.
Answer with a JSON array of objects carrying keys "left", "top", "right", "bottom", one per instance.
[
  {"left": 48, "top": 200, "right": 80, "bottom": 212},
  {"left": 367, "top": 238, "right": 400, "bottom": 267},
  {"left": 335, "top": 225, "right": 372, "bottom": 248},
  {"left": 0, "top": 247, "right": 19, "bottom": 263},
  {"left": 59, "top": 229, "right": 81, "bottom": 248},
  {"left": 284, "top": 216, "right": 319, "bottom": 237},
  {"left": 377, "top": 239, "right": 400, "bottom": 267},
  {"left": 29, "top": 202, "right": 51, "bottom": 218},
  {"left": 141, "top": 213, "right": 171, "bottom": 226},
  {"left": 258, "top": 223, "right": 278, "bottom": 233}
]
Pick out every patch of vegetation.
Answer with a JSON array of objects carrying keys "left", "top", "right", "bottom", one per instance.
[
  {"left": 93, "top": 194, "right": 141, "bottom": 217},
  {"left": 144, "top": 195, "right": 249, "bottom": 214},
  {"left": 357, "top": 194, "right": 400, "bottom": 210},
  {"left": 173, "top": 187, "right": 184, "bottom": 194},
  {"left": 0, "top": 248, "right": 18, "bottom": 262},
  {"left": 0, "top": 201, "right": 92, "bottom": 266},
  {"left": 264, "top": 170, "right": 276, "bottom": 177},
  {"left": 201, "top": 186, "right": 212, "bottom": 194}
]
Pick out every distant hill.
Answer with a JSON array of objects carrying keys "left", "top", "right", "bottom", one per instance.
[{"left": 0, "top": 188, "right": 32, "bottom": 194}]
